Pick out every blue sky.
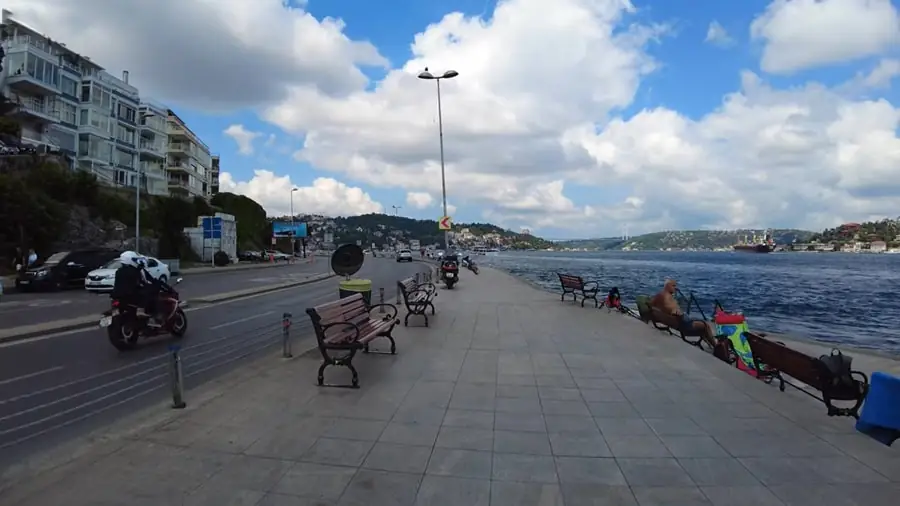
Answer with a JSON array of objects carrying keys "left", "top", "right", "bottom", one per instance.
[{"left": 11, "top": 0, "right": 900, "bottom": 238}]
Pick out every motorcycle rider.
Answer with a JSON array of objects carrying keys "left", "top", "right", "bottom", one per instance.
[{"left": 111, "top": 251, "right": 161, "bottom": 327}]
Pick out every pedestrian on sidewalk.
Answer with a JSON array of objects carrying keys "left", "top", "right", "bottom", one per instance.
[{"left": 26, "top": 248, "right": 37, "bottom": 268}]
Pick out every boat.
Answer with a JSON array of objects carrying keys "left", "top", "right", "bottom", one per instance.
[
  {"left": 733, "top": 231, "right": 775, "bottom": 253},
  {"left": 472, "top": 246, "right": 499, "bottom": 255}
]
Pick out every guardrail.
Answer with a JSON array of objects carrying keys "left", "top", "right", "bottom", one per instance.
[{"left": 0, "top": 264, "right": 434, "bottom": 451}]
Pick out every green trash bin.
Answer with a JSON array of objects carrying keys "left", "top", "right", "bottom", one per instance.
[{"left": 339, "top": 278, "right": 372, "bottom": 306}]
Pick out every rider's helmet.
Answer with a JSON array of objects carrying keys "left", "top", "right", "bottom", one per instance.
[{"left": 119, "top": 250, "right": 140, "bottom": 268}]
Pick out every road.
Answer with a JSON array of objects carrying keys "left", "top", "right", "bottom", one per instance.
[
  {"left": 0, "top": 261, "right": 328, "bottom": 331},
  {"left": 0, "top": 258, "right": 429, "bottom": 467}
]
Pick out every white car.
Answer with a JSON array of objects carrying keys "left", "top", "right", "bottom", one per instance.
[
  {"left": 396, "top": 249, "right": 413, "bottom": 262},
  {"left": 85, "top": 256, "right": 171, "bottom": 292}
]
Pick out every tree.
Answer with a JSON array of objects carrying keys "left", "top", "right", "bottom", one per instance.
[{"left": 211, "top": 192, "right": 269, "bottom": 250}]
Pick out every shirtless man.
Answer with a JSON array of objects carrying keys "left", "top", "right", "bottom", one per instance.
[{"left": 650, "top": 279, "right": 716, "bottom": 348}]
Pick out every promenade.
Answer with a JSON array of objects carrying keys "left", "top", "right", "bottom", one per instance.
[{"left": 2, "top": 267, "right": 898, "bottom": 505}]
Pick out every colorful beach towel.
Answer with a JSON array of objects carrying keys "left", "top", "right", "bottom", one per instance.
[{"left": 714, "top": 310, "right": 758, "bottom": 376}]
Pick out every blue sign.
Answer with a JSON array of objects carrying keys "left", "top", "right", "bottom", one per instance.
[
  {"left": 273, "top": 221, "right": 307, "bottom": 238},
  {"left": 202, "top": 217, "right": 222, "bottom": 239}
]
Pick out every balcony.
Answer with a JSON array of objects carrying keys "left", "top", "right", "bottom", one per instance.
[
  {"left": 168, "top": 142, "right": 195, "bottom": 157},
  {"left": 11, "top": 96, "right": 60, "bottom": 123},
  {"left": 6, "top": 67, "right": 61, "bottom": 96},
  {"left": 139, "top": 140, "right": 165, "bottom": 158},
  {"left": 166, "top": 161, "right": 192, "bottom": 174},
  {"left": 141, "top": 163, "right": 166, "bottom": 179}
]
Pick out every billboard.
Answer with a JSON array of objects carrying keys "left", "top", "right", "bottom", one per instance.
[{"left": 272, "top": 221, "right": 307, "bottom": 238}]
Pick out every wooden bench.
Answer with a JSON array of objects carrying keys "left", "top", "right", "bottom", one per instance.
[
  {"left": 398, "top": 277, "right": 437, "bottom": 327},
  {"left": 745, "top": 332, "right": 869, "bottom": 418},
  {"left": 305, "top": 293, "right": 399, "bottom": 388},
  {"left": 557, "top": 273, "right": 600, "bottom": 307}
]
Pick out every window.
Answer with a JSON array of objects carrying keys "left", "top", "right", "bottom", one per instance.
[
  {"left": 115, "top": 149, "right": 133, "bottom": 167},
  {"left": 61, "top": 76, "right": 78, "bottom": 97},
  {"left": 60, "top": 102, "right": 77, "bottom": 125},
  {"left": 80, "top": 109, "right": 89, "bottom": 125},
  {"left": 7, "top": 52, "right": 24, "bottom": 74},
  {"left": 101, "top": 90, "right": 111, "bottom": 109},
  {"left": 117, "top": 126, "right": 135, "bottom": 144},
  {"left": 26, "top": 53, "right": 36, "bottom": 76},
  {"left": 92, "top": 85, "right": 102, "bottom": 105},
  {"left": 118, "top": 104, "right": 136, "bottom": 123},
  {"left": 146, "top": 258, "right": 158, "bottom": 268},
  {"left": 81, "top": 84, "right": 91, "bottom": 103}
]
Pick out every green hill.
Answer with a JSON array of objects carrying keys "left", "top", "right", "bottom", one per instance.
[{"left": 553, "top": 229, "right": 815, "bottom": 251}]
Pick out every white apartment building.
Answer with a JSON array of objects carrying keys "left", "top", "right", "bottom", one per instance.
[
  {"left": 138, "top": 100, "right": 169, "bottom": 195},
  {"left": 167, "top": 109, "right": 211, "bottom": 199},
  {"left": 210, "top": 154, "right": 220, "bottom": 195}
]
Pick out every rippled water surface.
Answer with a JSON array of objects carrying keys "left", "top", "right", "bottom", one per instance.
[{"left": 480, "top": 251, "right": 900, "bottom": 354}]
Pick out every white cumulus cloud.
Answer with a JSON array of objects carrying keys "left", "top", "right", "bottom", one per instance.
[
  {"left": 751, "top": 0, "right": 900, "bottom": 74},
  {"left": 223, "top": 124, "right": 262, "bottom": 155},
  {"left": 406, "top": 192, "right": 434, "bottom": 209},
  {"left": 705, "top": 21, "right": 734, "bottom": 47},
  {"left": 218, "top": 170, "right": 383, "bottom": 217}
]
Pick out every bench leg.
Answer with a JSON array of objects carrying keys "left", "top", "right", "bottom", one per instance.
[
  {"left": 405, "top": 311, "right": 429, "bottom": 327},
  {"left": 317, "top": 349, "right": 361, "bottom": 388},
  {"left": 429, "top": 302, "right": 435, "bottom": 315},
  {"left": 365, "top": 333, "right": 398, "bottom": 355}
]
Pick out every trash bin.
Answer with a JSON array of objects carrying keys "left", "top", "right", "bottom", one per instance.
[{"left": 339, "top": 278, "right": 372, "bottom": 306}]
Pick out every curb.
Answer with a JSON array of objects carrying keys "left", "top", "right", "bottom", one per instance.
[
  {"left": 176, "top": 259, "right": 316, "bottom": 276},
  {"left": 0, "top": 273, "right": 336, "bottom": 345}
]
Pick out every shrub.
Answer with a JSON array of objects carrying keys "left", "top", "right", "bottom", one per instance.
[{"left": 213, "top": 250, "right": 230, "bottom": 267}]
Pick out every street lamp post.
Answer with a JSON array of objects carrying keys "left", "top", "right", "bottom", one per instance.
[
  {"left": 418, "top": 68, "right": 458, "bottom": 251},
  {"left": 290, "top": 187, "right": 298, "bottom": 258},
  {"left": 135, "top": 111, "right": 156, "bottom": 254}
]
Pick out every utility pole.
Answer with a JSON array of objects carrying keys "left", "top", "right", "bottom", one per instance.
[{"left": 392, "top": 205, "right": 402, "bottom": 216}]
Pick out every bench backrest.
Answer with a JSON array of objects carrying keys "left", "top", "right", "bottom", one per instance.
[
  {"left": 635, "top": 295, "right": 653, "bottom": 321},
  {"left": 558, "top": 273, "right": 584, "bottom": 289},
  {"left": 745, "top": 332, "right": 823, "bottom": 389},
  {"left": 307, "top": 293, "right": 370, "bottom": 343},
  {"left": 398, "top": 277, "right": 418, "bottom": 295}
]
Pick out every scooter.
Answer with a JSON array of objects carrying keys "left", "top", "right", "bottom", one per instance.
[
  {"left": 440, "top": 260, "right": 459, "bottom": 289},
  {"left": 461, "top": 256, "right": 479, "bottom": 275},
  {"left": 101, "top": 278, "right": 188, "bottom": 351}
]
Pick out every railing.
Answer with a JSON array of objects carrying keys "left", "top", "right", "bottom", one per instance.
[
  {"left": 16, "top": 97, "right": 59, "bottom": 120},
  {"left": 139, "top": 140, "right": 164, "bottom": 154}
]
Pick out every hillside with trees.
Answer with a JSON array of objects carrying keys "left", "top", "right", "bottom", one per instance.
[
  {"left": 554, "top": 229, "right": 815, "bottom": 251},
  {"left": 810, "top": 218, "right": 900, "bottom": 245}
]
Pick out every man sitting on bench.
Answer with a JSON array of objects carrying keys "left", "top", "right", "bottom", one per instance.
[{"left": 651, "top": 279, "right": 716, "bottom": 348}]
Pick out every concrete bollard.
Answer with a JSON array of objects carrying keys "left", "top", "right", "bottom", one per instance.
[
  {"left": 168, "top": 345, "right": 186, "bottom": 409},
  {"left": 282, "top": 312, "right": 293, "bottom": 358}
]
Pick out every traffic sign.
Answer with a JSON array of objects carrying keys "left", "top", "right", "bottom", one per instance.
[{"left": 439, "top": 216, "right": 452, "bottom": 230}]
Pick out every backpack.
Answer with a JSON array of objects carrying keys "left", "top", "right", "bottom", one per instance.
[{"left": 817, "top": 349, "right": 855, "bottom": 389}]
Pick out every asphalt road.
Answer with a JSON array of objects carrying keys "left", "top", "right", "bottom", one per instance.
[
  {"left": 0, "top": 258, "right": 430, "bottom": 467},
  {"left": 0, "top": 261, "right": 329, "bottom": 331}
]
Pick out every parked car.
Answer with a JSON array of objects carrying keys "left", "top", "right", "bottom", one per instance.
[
  {"left": 264, "top": 250, "right": 291, "bottom": 261},
  {"left": 85, "top": 256, "right": 171, "bottom": 293},
  {"left": 16, "top": 249, "right": 120, "bottom": 291},
  {"left": 396, "top": 249, "right": 413, "bottom": 262},
  {"left": 238, "top": 250, "right": 263, "bottom": 262}
]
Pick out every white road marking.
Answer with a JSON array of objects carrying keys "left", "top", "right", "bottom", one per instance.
[
  {"left": 209, "top": 311, "right": 275, "bottom": 330},
  {"left": 0, "top": 366, "right": 65, "bottom": 386}
]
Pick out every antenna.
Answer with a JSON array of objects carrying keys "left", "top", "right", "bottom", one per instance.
[{"left": 392, "top": 205, "right": 402, "bottom": 216}]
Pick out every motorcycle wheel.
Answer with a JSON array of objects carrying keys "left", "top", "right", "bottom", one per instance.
[
  {"left": 169, "top": 309, "right": 188, "bottom": 338},
  {"left": 108, "top": 318, "right": 138, "bottom": 351}
]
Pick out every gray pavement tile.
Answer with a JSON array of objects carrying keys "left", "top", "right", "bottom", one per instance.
[
  {"left": 493, "top": 452, "right": 559, "bottom": 483},
  {"left": 337, "top": 469, "right": 421, "bottom": 506},
  {"left": 587, "top": 401, "right": 640, "bottom": 418},
  {"left": 490, "top": 481, "right": 564, "bottom": 506},
  {"left": 676, "top": 458, "right": 762, "bottom": 486},
  {"left": 579, "top": 387, "right": 627, "bottom": 402},
  {"left": 645, "top": 417, "right": 707, "bottom": 436},
  {"left": 435, "top": 426, "right": 494, "bottom": 451},
  {"left": 559, "top": 484, "right": 638, "bottom": 506},
  {"left": 182, "top": 487, "right": 266, "bottom": 506},
  {"left": 541, "top": 399, "right": 592, "bottom": 416},
  {"left": 494, "top": 429, "right": 553, "bottom": 455},
  {"left": 496, "top": 396, "right": 543, "bottom": 413},
  {"left": 607, "top": 435, "right": 672, "bottom": 458},
  {"left": 498, "top": 373, "right": 536, "bottom": 386},
  {"left": 259, "top": 493, "right": 335, "bottom": 505},
  {"left": 699, "top": 486, "right": 785, "bottom": 506},
  {"left": 595, "top": 417, "right": 655, "bottom": 436},
  {"left": 189, "top": 423, "right": 267, "bottom": 454},
  {"left": 555, "top": 456, "right": 627, "bottom": 485},
  {"left": 659, "top": 435, "right": 730, "bottom": 458},
  {"left": 414, "top": 475, "right": 491, "bottom": 506},
  {"left": 535, "top": 374, "right": 577, "bottom": 388},
  {"left": 631, "top": 486, "right": 711, "bottom": 505},
  {"left": 272, "top": 462, "right": 357, "bottom": 500},
  {"left": 494, "top": 411, "right": 547, "bottom": 432},
  {"left": 617, "top": 458, "right": 695, "bottom": 487},
  {"left": 321, "top": 418, "right": 388, "bottom": 441},
  {"left": 363, "top": 442, "right": 432, "bottom": 474},
  {"left": 426, "top": 448, "right": 493, "bottom": 479},
  {"left": 538, "top": 386, "right": 583, "bottom": 401},
  {"left": 549, "top": 432, "right": 612, "bottom": 457},
  {"left": 574, "top": 377, "right": 618, "bottom": 389},
  {"left": 202, "top": 454, "right": 292, "bottom": 492},
  {"left": 301, "top": 438, "right": 374, "bottom": 467},
  {"left": 392, "top": 406, "right": 447, "bottom": 425},
  {"left": 496, "top": 384, "right": 540, "bottom": 399},
  {"left": 738, "top": 457, "right": 829, "bottom": 486},
  {"left": 442, "top": 409, "right": 495, "bottom": 429},
  {"left": 379, "top": 421, "right": 440, "bottom": 446},
  {"left": 245, "top": 430, "right": 318, "bottom": 460},
  {"left": 544, "top": 414, "right": 599, "bottom": 434}
]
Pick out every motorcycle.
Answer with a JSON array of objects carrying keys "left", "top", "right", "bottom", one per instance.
[
  {"left": 461, "top": 256, "right": 479, "bottom": 275},
  {"left": 100, "top": 278, "right": 188, "bottom": 351},
  {"left": 440, "top": 260, "right": 459, "bottom": 289}
]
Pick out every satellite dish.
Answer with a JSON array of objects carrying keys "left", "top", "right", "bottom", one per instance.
[{"left": 331, "top": 243, "right": 364, "bottom": 278}]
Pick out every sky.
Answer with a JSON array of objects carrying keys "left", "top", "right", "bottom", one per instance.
[{"left": 4, "top": 0, "right": 900, "bottom": 239}]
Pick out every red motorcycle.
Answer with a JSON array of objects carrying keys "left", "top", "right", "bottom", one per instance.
[
  {"left": 440, "top": 259, "right": 459, "bottom": 289},
  {"left": 100, "top": 278, "right": 188, "bottom": 351}
]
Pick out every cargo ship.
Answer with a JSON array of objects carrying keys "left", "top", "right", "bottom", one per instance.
[{"left": 733, "top": 231, "right": 775, "bottom": 253}]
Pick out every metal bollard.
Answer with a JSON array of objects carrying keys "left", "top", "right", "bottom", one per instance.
[
  {"left": 168, "top": 345, "right": 186, "bottom": 409},
  {"left": 378, "top": 288, "right": 385, "bottom": 313},
  {"left": 396, "top": 283, "right": 401, "bottom": 304},
  {"left": 415, "top": 272, "right": 421, "bottom": 285},
  {"left": 282, "top": 312, "right": 293, "bottom": 358}
]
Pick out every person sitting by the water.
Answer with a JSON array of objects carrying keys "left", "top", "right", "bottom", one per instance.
[{"left": 650, "top": 279, "right": 716, "bottom": 347}]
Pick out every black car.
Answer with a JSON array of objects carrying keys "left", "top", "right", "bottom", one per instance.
[{"left": 16, "top": 249, "right": 120, "bottom": 291}]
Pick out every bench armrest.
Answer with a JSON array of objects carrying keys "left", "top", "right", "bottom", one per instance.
[
  {"left": 417, "top": 282, "right": 437, "bottom": 293},
  {"left": 850, "top": 370, "right": 869, "bottom": 386},
  {"left": 321, "top": 321, "right": 361, "bottom": 343},
  {"left": 407, "top": 288, "right": 433, "bottom": 299},
  {"left": 369, "top": 303, "right": 399, "bottom": 321},
  {"left": 582, "top": 280, "right": 600, "bottom": 290}
]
